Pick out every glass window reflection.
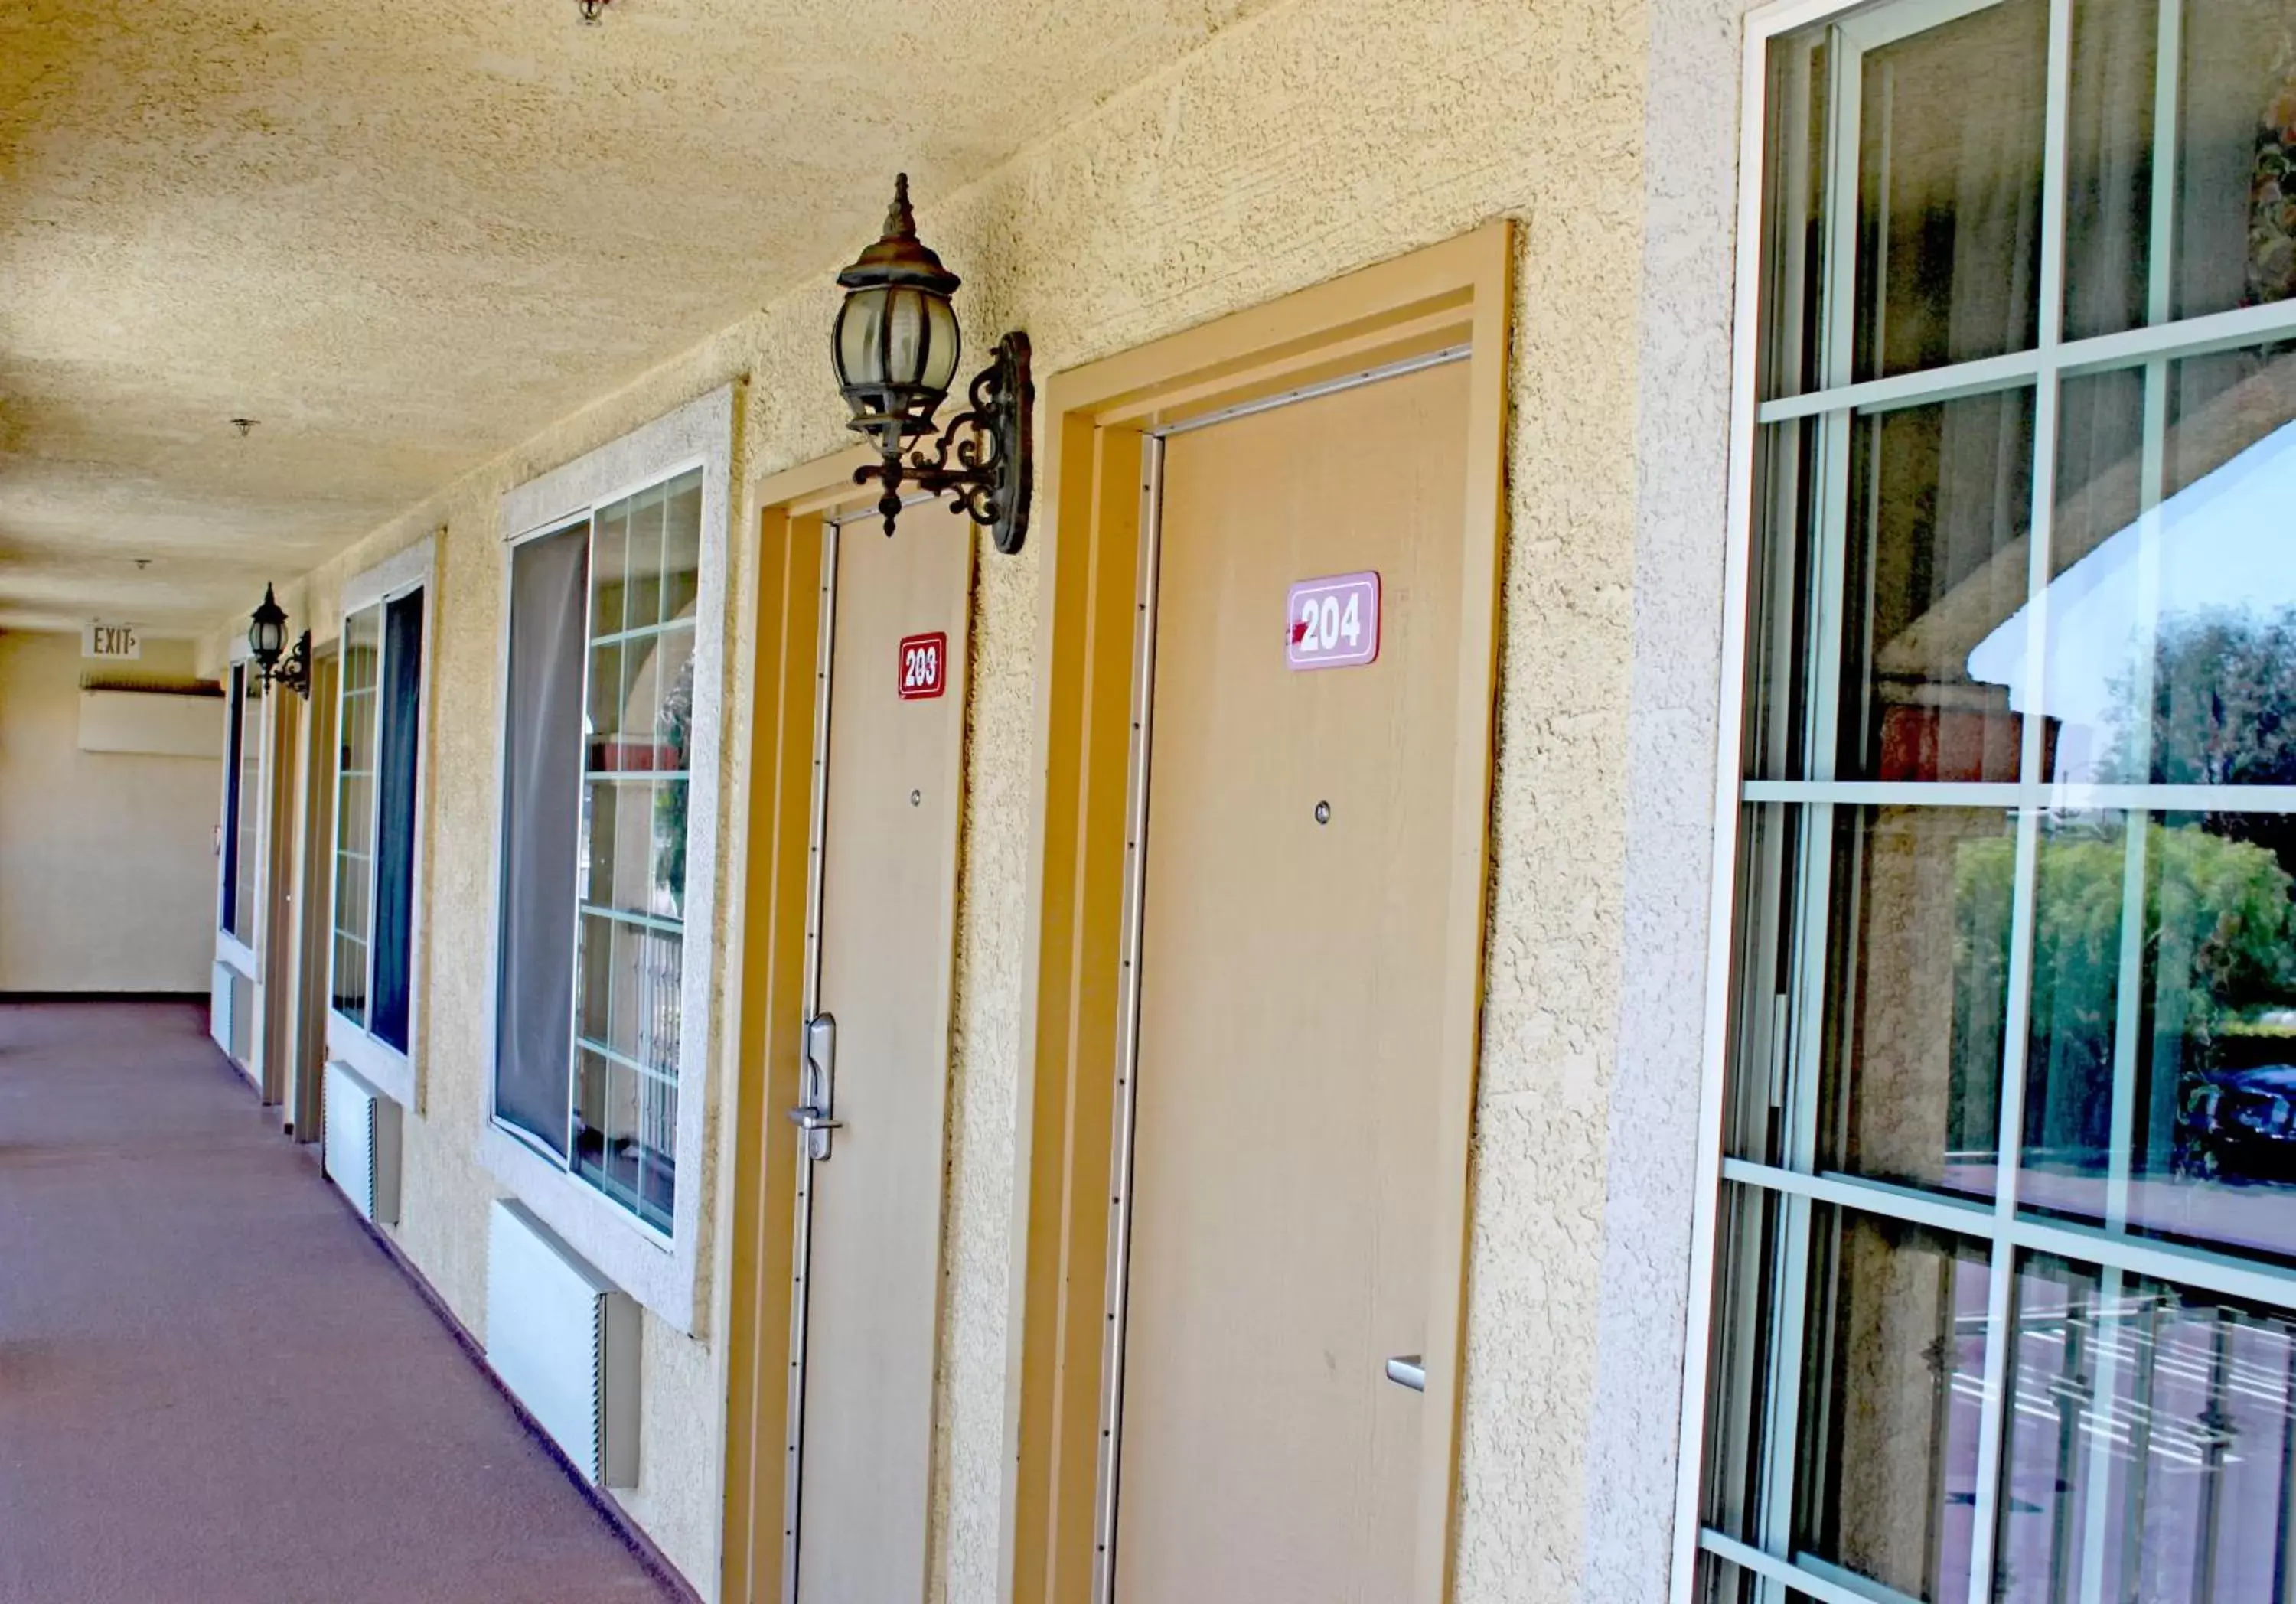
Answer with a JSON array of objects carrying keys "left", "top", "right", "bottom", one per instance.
[
  {"left": 1796, "top": 1208, "right": 1991, "bottom": 1604},
  {"left": 1850, "top": 0, "right": 2049, "bottom": 383},
  {"left": 1999, "top": 1257, "right": 2296, "bottom": 1604},
  {"left": 331, "top": 605, "right": 380, "bottom": 1023},
  {"left": 1970, "top": 347, "right": 2296, "bottom": 787},
  {"left": 1813, "top": 805, "right": 2017, "bottom": 1200},
  {"left": 568, "top": 465, "right": 700, "bottom": 1234},
  {"left": 1842, "top": 393, "right": 2035, "bottom": 783},
  {"left": 2020, "top": 808, "right": 2296, "bottom": 1267}
]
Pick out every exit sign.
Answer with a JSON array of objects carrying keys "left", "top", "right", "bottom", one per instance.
[{"left": 82, "top": 621, "right": 141, "bottom": 660}]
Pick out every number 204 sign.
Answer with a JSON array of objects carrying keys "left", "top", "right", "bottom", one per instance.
[{"left": 1285, "top": 572, "right": 1380, "bottom": 671}]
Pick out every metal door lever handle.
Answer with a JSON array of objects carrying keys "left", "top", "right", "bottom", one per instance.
[
  {"left": 786, "top": 1100, "right": 842, "bottom": 1159},
  {"left": 794, "top": 1012, "right": 837, "bottom": 1159},
  {"left": 1384, "top": 1355, "right": 1426, "bottom": 1392}
]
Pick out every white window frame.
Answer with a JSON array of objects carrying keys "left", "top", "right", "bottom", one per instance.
[
  {"left": 325, "top": 536, "right": 436, "bottom": 1110},
  {"left": 1672, "top": 3, "right": 2296, "bottom": 1602},
  {"left": 478, "top": 383, "right": 733, "bottom": 1333},
  {"left": 215, "top": 639, "right": 259, "bottom": 980}
]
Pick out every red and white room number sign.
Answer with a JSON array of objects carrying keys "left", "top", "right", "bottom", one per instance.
[
  {"left": 1285, "top": 571, "right": 1381, "bottom": 670},
  {"left": 898, "top": 631, "right": 948, "bottom": 699}
]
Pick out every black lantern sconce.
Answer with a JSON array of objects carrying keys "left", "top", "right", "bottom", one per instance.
[
  {"left": 247, "top": 583, "right": 311, "bottom": 699},
  {"left": 831, "top": 174, "right": 1032, "bottom": 554}
]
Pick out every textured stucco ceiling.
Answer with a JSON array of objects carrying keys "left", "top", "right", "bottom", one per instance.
[{"left": 0, "top": 0, "right": 1271, "bottom": 634}]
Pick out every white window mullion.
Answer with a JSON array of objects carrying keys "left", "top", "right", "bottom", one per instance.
[
  {"left": 1759, "top": 352, "right": 2042, "bottom": 425},
  {"left": 1818, "top": 27, "right": 1865, "bottom": 396},
  {"left": 2144, "top": 0, "right": 2183, "bottom": 334},
  {"left": 1964, "top": 801, "right": 2041, "bottom": 1604},
  {"left": 1966, "top": 0, "right": 2074, "bottom": 1590},
  {"left": 1805, "top": 412, "right": 1853, "bottom": 782},
  {"left": 2072, "top": 21, "right": 2184, "bottom": 1592},
  {"left": 1754, "top": 796, "right": 1841, "bottom": 1573},
  {"left": 362, "top": 625, "right": 389, "bottom": 1022},
  {"left": 563, "top": 514, "right": 602, "bottom": 1179},
  {"left": 1755, "top": 1191, "right": 1816, "bottom": 1576},
  {"left": 2070, "top": 1262, "right": 2127, "bottom": 1604}
]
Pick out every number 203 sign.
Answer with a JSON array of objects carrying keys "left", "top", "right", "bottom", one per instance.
[
  {"left": 1285, "top": 571, "right": 1380, "bottom": 671},
  {"left": 898, "top": 631, "right": 948, "bottom": 699}
]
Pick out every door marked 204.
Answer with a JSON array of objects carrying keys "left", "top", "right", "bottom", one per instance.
[
  {"left": 1285, "top": 572, "right": 1381, "bottom": 670},
  {"left": 898, "top": 631, "right": 947, "bottom": 699}
]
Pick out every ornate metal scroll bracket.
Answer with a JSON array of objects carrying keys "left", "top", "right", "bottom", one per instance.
[{"left": 853, "top": 331, "right": 1033, "bottom": 555}]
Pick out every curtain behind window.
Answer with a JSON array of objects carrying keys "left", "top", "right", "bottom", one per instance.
[
  {"left": 371, "top": 588, "right": 424, "bottom": 1052},
  {"left": 496, "top": 524, "right": 589, "bottom": 1153},
  {"left": 221, "top": 664, "right": 245, "bottom": 934}
]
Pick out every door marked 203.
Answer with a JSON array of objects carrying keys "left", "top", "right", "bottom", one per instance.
[
  {"left": 1285, "top": 572, "right": 1381, "bottom": 671},
  {"left": 897, "top": 631, "right": 947, "bottom": 700}
]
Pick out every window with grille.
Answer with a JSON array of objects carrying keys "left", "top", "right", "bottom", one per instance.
[
  {"left": 331, "top": 580, "right": 426, "bottom": 1060},
  {"left": 220, "top": 660, "right": 261, "bottom": 944},
  {"left": 494, "top": 467, "right": 702, "bottom": 1235},
  {"left": 1694, "top": 3, "right": 2296, "bottom": 1602}
]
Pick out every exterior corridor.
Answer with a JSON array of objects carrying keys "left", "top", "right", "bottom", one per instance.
[{"left": 0, "top": 1000, "right": 683, "bottom": 1604}]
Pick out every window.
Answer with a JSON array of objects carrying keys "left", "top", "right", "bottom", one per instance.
[
  {"left": 495, "top": 467, "right": 703, "bottom": 1235},
  {"left": 1694, "top": 5, "right": 2296, "bottom": 1604},
  {"left": 220, "top": 660, "right": 261, "bottom": 945},
  {"left": 330, "top": 549, "right": 429, "bottom": 1082}
]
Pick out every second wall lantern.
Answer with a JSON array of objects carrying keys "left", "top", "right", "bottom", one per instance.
[
  {"left": 247, "top": 583, "right": 311, "bottom": 699},
  {"left": 831, "top": 174, "right": 1032, "bottom": 554}
]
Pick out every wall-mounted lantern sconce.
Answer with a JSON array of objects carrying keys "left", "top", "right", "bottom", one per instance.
[
  {"left": 831, "top": 174, "right": 1032, "bottom": 554},
  {"left": 247, "top": 583, "right": 311, "bottom": 699}
]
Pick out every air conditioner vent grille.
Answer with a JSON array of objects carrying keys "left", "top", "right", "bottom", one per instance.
[{"left": 484, "top": 1200, "right": 640, "bottom": 1488}]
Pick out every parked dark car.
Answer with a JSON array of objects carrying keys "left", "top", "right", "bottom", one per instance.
[{"left": 2177, "top": 1064, "right": 2296, "bottom": 1181}]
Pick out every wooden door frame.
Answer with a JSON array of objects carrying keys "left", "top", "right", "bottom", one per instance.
[
  {"left": 721, "top": 446, "right": 917, "bottom": 1604},
  {"left": 289, "top": 640, "right": 341, "bottom": 1142},
  {"left": 1001, "top": 222, "right": 1512, "bottom": 1604}
]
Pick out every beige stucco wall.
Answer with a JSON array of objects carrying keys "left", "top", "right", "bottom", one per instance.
[
  {"left": 210, "top": 0, "right": 1763, "bottom": 1595},
  {"left": 0, "top": 630, "right": 224, "bottom": 994}
]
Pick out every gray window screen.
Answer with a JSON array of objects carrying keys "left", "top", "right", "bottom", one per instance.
[{"left": 494, "top": 523, "right": 590, "bottom": 1155}]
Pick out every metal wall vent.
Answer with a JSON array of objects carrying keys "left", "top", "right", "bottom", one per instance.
[
  {"left": 484, "top": 1199, "right": 640, "bottom": 1488},
  {"left": 323, "top": 1061, "right": 402, "bottom": 1225}
]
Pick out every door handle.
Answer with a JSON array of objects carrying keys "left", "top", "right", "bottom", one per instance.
[
  {"left": 785, "top": 1103, "right": 843, "bottom": 1147},
  {"left": 789, "top": 1012, "right": 837, "bottom": 1160},
  {"left": 1384, "top": 1354, "right": 1426, "bottom": 1392}
]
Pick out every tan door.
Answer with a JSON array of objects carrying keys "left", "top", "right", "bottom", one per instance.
[
  {"left": 1110, "top": 357, "right": 1470, "bottom": 1602},
  {"left": 786, "top": 512, "right": 971, "bottom": 1602}
]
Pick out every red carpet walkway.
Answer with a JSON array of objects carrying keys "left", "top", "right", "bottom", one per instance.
[{"left": 0, "top": 999, "right": 683, "bottom": 1604}]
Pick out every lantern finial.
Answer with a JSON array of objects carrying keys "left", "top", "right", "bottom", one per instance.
[{"left": 837, "top": 176, "right": 960, "bottom": 295}]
